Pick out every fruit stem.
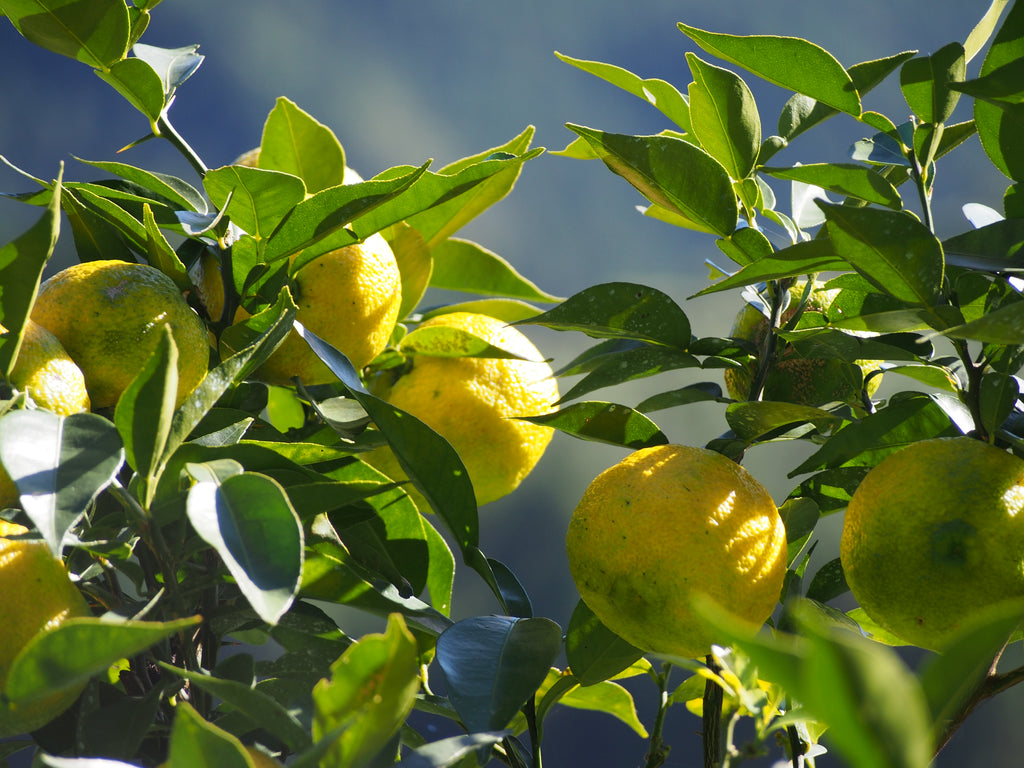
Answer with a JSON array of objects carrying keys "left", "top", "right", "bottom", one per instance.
[
  {"left": 643, "top": 662, "right": 672, "bottom": 768},
  {"left": 702, "top": 655, "right": 725, "bottom": 768}
]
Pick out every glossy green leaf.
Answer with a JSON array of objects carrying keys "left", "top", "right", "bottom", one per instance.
[
  {"left": 187, "top": 470, "right": 303, "bottom": 625},
  {"left": 567, "top": 125, "right": 737, "bottom": 236},
  {"left": 114, "top": 325, "right": 175, "bottom": 505},
  {"left": 0, "top": 171, "right": 60, "bottom": 378},
  {"left": 725, "top": 401, "right": 844, "bottom": 443},
  {"left": 406, "top": 127, "right": 540, "bottom": 247},
  {"left": 686, "top": 53, "right": 760, "bottom": 180},
  {"left": 979, "top": 370, "right": 1020, "bottom": 437},
  {"left": 166, "top": 701, "right": 252, "bottom": 768},
  {"left": 259, "top": 97, "right": 346, "bottom": 194},
  {"left": 161, "top": 665, "right": 311, "bottom": 752},
  {"left": 954, "top": 59, "right": 1024, "bottom": 104},
  {"left": 556, "top": 344, "right": 700, "bottom": 403},
  {"left": 788, "top": 393, "right": 961, "bottom": 476},
  {"left": 694, "top": 238, "right": 847, "bottom": 297},
  {"left": 263, "top": 163, "right": 429, "bottom": 263},
  {"left": 0, "top": 410, "right": 124, "bottom": 554},
  {"left": 68, "top": 184, "right": 148, "bottom": 252},
  {"left": 521, "top": 401, "right": 668, "bottom": 450},
  {"left": 564, "top": 600, "right": 643, "bottom": 686},
  {"left": 778, "top": 51, "right": 916, "bottom": 141},
  {"left": 635, "top": 382, "right": 724, "bottom": 412},
  {"left": 975, "top": 1, "right": 1024, "bottom": 180},
  {"left": 394, "top": 733, "right": 511, "bottom": 768},
  {"left": 918, "top": 598, "right": 1024, "bottom": 743},
  {"left": 940, "top": 298, "right": 1024, "bottom": 344},
  {"left": 95, "top": 55, "right": 164, "bottom": 125},
  {"left": 74, "top": 157, "right": 206, "bottom": 213},
  {"left": 761, "top": 163, "right": 901, "bottom": 209},
  {"left": 714, "top": 225, "right": 774, "bottom": 267},
  {"left": 6, "top": 616, "right": 200, "bottom": 703},
  {"left": 965, "top": 0, "right": 1014, "bottom": 63},
  {"left": 399, "top": 325, "right": 538, "bottom": 361},
  {"left": 420, "top": 298, "right": 543, "bottom": 324},
  {"left": 132, "top": 42, "right": 203, "bottom": 100},
  {"left": 555, "top": 51, "right": 690, "bottom": 131},
  {"left": 805, "top": 558, "right": 849, "bottom": 603},
  {"left": 142, "top": 204, "right": 190, "bottom": 290},
  {"left": 437, "top": 615, "right": 562, "bottom": 733},
  {"left": 60, "top": 188, "right": 134, "bottom": 264},
  {"left": 0, "top": 0, "right": 130, "bottom": 68},
  {"left": 819, "top": 203, "right": 943, "bottom": 306},
  {"left": 204, "top": 165, "right": 306, "bottom": 241},
  {"left": 900, "top": 42, "right": 966, "bottom": 125},
  {"left": 519, "top": 282, "right": 691, "bottom": 348},
  {"left": 428, "top": 237, "right": 562, "bottom": 301},
  {"left": 678, "top": 22, "right": 861, "bottom": 115},
  {"left": 540, "top": 669, "right": 648, "bottom": 738},
  {"left": 312, "top": 614, "right": 420, "bottom": 768}
]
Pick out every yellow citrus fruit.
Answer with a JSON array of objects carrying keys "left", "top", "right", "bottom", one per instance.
[
  {"left": 0, "top": 520, "right": 91, "bottom": 737},
  {"left": 366, "top": 312, "right": 558, "bottom": 507},
  {"left": 841, "top": 437, "right": 1024, "bottom": 650},
  {"left": 566, "top": 444, "right": 787, "bottom": 659},
  {"left": 724, "top": 280, "right": 882, "bottom": 407},
  {"left": 191, "top": 231, "right": 401, "bottom": 385},
  {"left": 31, "top": 260, "right": 209, "bottom": 409},
  {"left": 2, "top": 319, "right": 90, "bottom": 415}
]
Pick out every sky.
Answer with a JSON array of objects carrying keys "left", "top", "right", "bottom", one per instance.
[{"left": 0, "top": 2, "right": 1019, "bottom": 765}]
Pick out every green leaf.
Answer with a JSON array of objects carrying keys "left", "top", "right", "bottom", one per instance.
[
  {"left": 818, "top": 203, "right": 943, "bottom": 307},
  {"left": 204, "top": 165, "right": 307, "bottom": 242},
  {"left": 900, "top": 42, "right": 966, "bottom": 125},
  {"left": 714, "top": 225, "right": 774, "bottom": 268},
  {"left": 0, "top": 0, "right": 130, "bottom": 68},
  {"left": 405, "top": 126, "right": 540, "bottom": 247},
  {"left": 166, "top": 701, "right": 252, "bottom": 768},
  {"left": 636, "top": 382, "right": 724, "bottom": 412},
  {"left": 788, "top": 393, "right": 961, "bottom": 476},
  {"left": 74, "top": 157, "right": 206, "bottom": 213},
  {"left": 918, "top": 598, "right": 1024, "bottom": 742},
  {"left": 555, "top": 51, "right": 690, "bottom": 131},
  {"left": 686, "top": 53, "right": 761, "bottom": 180},
  {"left": 0, "top": 410, "right": 124, "bottom": 554},
  {"left": 262, "top": 164, "right": 429, "bottom": 263},
  {"left": 161, "top": 665, "right": 311, "bottom": 753},
  {"left": 778, "top": 51, "right": 916, "bottom": 141},
  {"left": 564, "top": 600, "right": 643, "bottom": 686},
  {"left": 761, "top": 163, "right": 902, "bottom": 209},
  {"left": 725, "top": 401, "right": 844, "bottom": 443},
  {"left": 979, "top": 370, "right": 1020, "bottom": 436},
  {"left": 975, "top": 1, "right": 1024, "bottom": 180},
  {"left": 520, "top": 401, "right": 668, "bottom": 450},
  {"left": 132, "top": 42, "right": 203, "bottom": 101},
  {"left": 545, "top": 671, "right": 648, "bottom": 738},
  {"left": 398, "top": 325, "right": 539, "bottom": 361},
  {"left": 436, "top": 615, "right": 562, "bottom": 733},
  {"left": 805, "top": 558, "right": 849, "bottom": 603},
  {"left": 940, "top": 299, "right": 1024, "bottom": 344},
  {"left": 114, "top": 324, "right": 176, "bottom": 505},
  {"left": 186, "top": 470, "right": 304, "bottom": 625},
  {"left": 965, "top": 0, "right": 1014, "bottom": 63},
  {"left": 678, "top": 22, "right": 861, "bottom": 115},
  {"left": 428, "top": 237, "right": 562, "bottom": 302},
  {"left": 259, "top": 97, "right": 347, "bottom": 194},
  {"left": 60, "top": 187, "right": 134, "bottom": 264},
  {"left": 95, "top": 56, "right": 164, "bottom": 125},
  {"left": 555, "top": 344, "right": 700, "bottom": 403},
  {"left": 312, "top": 614, "right": 420, "bottom": 768},
  {"left": 566, "top": 125, "right": 737, "bottom": 236},
  {"left": 0, "top": 169, "right": 60, "bottom": 378},
  {"left": 5, "top": 615, "right": 200, "bottom": 704},
  {"left": 694, "top": 238, "right": 847, "bottom": 297},
  {"left": 518, "top": 282, "right": 691, "bottom": 348},
  {"left": 394, "top": 733, "right": 511, "bottom": 768}
]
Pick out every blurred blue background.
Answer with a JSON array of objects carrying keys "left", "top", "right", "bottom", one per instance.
[{"left": 0, "top": 2, "right": 1019, "bottom": 766}]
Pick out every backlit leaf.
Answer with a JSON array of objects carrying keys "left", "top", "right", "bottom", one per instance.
[
  {"left": 0, "top": 0, "right": 130, "bottom": 68},
  {"left": 686, "top": 53, "right": 761, "bottom": 180},
  {"left": 521, "top": 401, "right": 669, "bottom": 450}
]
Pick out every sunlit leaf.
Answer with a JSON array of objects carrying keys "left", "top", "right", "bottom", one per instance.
[
  {"left": 0, "top": 0, "right": 130, "bottom": 68},
  {"left": 899, "top": 42, "right": 966, "bottom": 124},
  {"left": 259, "top": 97, "right": 346, "bottom": 194},
  {"left": 428, "top": 237, "right": 563, "bottom": 302},
  {"left": 521, "top": 401, "right": 668, "bottom": 450},
  {"left": 686, "top": 53, "right": 761, "bottom": 180}
]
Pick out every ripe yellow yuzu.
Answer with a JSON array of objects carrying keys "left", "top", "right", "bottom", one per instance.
[
  {"left": 841, "top": 437, "right": 1024, "bottom": 650},
  {"left": 2, "top": 319, "right": 91, "bottom": 415},
  {"left": 365, "top": 312, "right": 558, "bottom": 507},
  {"left": 566, "top": 444, "right": 787, "bottom": 659},
  {"left": 0, "top": 520, "right": 91, "bottom": 736},
  {"left": 725, "top": 280, "right": 882, "bottom": 407},
  {"left": 31, "top": 260, "right": 209, "bottom": 409}
]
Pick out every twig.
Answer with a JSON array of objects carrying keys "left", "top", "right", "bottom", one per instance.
[{"left": 703, "top": 655, "right": 724, "bottom": 768}]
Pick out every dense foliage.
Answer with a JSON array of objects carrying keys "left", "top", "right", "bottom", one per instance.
[{"left": 1, "top": 1, "right": 1024, "bottom": 767}]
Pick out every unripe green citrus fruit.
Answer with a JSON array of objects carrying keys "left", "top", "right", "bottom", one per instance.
[
  {"left": 31, "top": 260, "right": 209, "bottom": 409},
  {"left": 841, "top": 437, "right": 1024, "bottom": 650},
  {"left": 566, "top": 444, "right": 787, "bottom": 659}
]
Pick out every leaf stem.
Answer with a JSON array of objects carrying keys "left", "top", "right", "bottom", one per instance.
[
  {"left": 747, "top": 278, "right": 795, "bottom": 403},
  {"left": 156, "top": 114, "right": 209, "bottom": 178},
  {"left": 643, "top": 662, "right": 673, "bottom": 768}
]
